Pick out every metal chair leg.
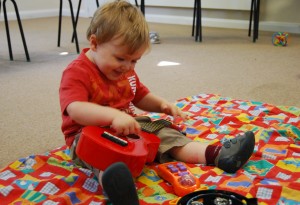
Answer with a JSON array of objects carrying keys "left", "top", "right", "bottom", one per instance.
[
  {"left": 140, "top": 0, "right": 144, "bottom": 15},
  {"left": 192, "top": 0, "right": 196, "bottom": 37},
  {"left": 58, "top": 0, "right": 80, "bottom": 53},
  {"left": 248, "top": 0, "right": 254, "bottom": 37},
  {"left": 252, "top": 0, "right": 259, "bottom": 42},
  {"left": 71, "top": 0, "right": 82, "bottom": 43},
  {"left": 199, "top": 0, "right": 202, "bottom": 42},
  {"left": 3, "top": 0, "right": 30, "bottom": 61},
  {"left": 68, "top": 0, "right": 79, "bottom": 53},
  {"left": 195, "top": 0, "right": 202, "bottom": 42},
  {"left": 11, "top": 0, "right": 30, "bottom": 61},
  {"left": 255, "top": 0, "right": 260, "bottom": 41},
  {"left": 72, "top": 0, "right": 99, "bottom": 43},
  {"left": 3, "top": 0, "right": 13, "bottom": 61},
  {"left": 134, "top": 0, "right": 143, "bottom": 13},
  {"left": 57, "top": 0, "right": 63, "bottom": 47}
]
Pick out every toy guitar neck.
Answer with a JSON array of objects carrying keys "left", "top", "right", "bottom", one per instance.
[
  {"left": 138, "top": 117, "right": 185, "bottom": 135},
  {"left": 76, "top": 126, "right": 161, "bottom": 177}
]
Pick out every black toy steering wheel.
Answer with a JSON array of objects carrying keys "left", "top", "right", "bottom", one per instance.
[{"left": 177, "top": 189, "right": 258, "bottom": 205}]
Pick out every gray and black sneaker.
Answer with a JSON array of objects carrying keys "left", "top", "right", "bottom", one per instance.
[
  {"left": 215, "top": 131, "right": 255, "bottom": 173},
  {"left": 150, "top": 31, "right": 160, "bottom": 44}
]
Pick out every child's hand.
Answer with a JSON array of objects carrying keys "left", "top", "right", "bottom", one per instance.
[
  {"left": 161, "top": 102, "right": 187, "bottom": 121},
  {"left": 110, "top": 112, "right": 141, "bottom": 136}
]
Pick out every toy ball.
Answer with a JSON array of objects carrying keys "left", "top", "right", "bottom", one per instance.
[{"left": 272, "top": 32, "right": 289, "bottom": 46}]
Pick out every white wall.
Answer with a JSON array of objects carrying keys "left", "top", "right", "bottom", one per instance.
[
  {"left": 1, "top": 0, "right": 300, "bottom": 34},
  {"left": 0, "top": 0, "right": 60, "bottom": 18}
]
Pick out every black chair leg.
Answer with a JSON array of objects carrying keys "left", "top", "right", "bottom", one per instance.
[
  {"left": 253, "top": 0, "right": 258, "bottom": 42},
  {"left": 57, "top": 0, "right": 63, "bottom": 47},
  {"left": 3, "top": 0, "right": 13, "bottom": 61},
  {"left": 57, "top": 0, "right": 79, "bottom": 53},
  {"left": 195, "top": 0, "right": 202, "bottom": 42},
  {"left": 68, "top": 0, "right": 79, "bottom": 53},
  {"left": 192, "top": 0, "right": 196, "bottom": 37},
  {"left": 255, "top": 0, "right": 260, "bottom": 41},
  {"left": 140, "top": 0, "right": 144, "bottom": 15},
  {"left": 3, "top": 0, "right": 30, "bottom": 61},
  {"left": 248, "top": 0, "right": 254, "bottom": 37},
  {"left": 137, "top": 0, "right": 145, "bottom": 15},
  {"left": 71, "top": 0, "right": 82, "bottom": 43},
  {"left": 72, "top": 0, "right": 99, "bottom": 43}
]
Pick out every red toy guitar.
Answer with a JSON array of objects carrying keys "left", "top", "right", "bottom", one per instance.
[{"left": 76, "top": 126, "right": 160, "bottom": 177}]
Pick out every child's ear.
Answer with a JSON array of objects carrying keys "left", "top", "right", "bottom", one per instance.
[{"left": 89, "top": 34, "right": 98, "bottom": 51}]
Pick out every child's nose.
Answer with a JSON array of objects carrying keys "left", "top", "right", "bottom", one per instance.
[{"left": 122, "top": 61, "right": 133, "bottom": 71}]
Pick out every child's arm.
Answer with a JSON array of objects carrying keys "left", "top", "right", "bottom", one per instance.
[
  {"left": 66, "top": 101, "right": 141, "bottom": 135},
  {"left": 135, "top": 93, "right": 187, "bottom": 119}
]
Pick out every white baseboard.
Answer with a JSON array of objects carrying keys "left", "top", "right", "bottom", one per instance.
[
  {"left": 1, "top": 10, "right": 299, "bottom": 34},
  {"left": 146, "top": 14, "right": 300, "bottom": 34},
  {"left": 258, "top": 21, "right": 300, "bottom": 34}
]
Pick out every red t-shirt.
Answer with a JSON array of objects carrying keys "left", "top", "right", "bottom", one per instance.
[{"left": 59, "top": 48, "right": 150, "bottom": 146}]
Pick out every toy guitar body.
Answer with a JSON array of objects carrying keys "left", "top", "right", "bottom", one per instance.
[{"left": 76, "top": 126, "right": 161, "bottom": 177}]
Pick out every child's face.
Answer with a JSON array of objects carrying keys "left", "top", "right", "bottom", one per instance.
[{"left": 89, "top": 36, "right": 146, "bottom": 81}]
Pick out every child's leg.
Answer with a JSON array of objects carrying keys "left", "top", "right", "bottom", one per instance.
[
  {"left": 168, "top": 141, "right": 209, "bottom": 164},
  {"left": 157, "top": 128, "right": 255, "bottom": 173}
]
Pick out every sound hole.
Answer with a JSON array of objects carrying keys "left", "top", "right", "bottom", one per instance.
[{"left": 126, "top": 134, "right": 140, "bottom": 139}]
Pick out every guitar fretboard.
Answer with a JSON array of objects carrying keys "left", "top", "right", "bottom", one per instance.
[
  {"left": 101, "top": 131, "right": 128, "bottom": 147},
  {"left": 139, "top": 119, "right": 172, "bottom": 133}
]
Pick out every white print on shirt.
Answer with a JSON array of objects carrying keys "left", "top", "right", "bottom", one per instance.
[
  {"left": 128, "top": 75, "right": 137, "bottom": 114},
  {"left": 128, "top": 75, "right": 137, "bottom": 95}
]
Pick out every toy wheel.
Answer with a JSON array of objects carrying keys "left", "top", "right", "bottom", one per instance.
[{"left": 177, "top": 190, "right": 257, "bottom": 205}]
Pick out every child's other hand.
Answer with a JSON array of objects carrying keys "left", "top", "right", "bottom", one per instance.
[
  {"left": 111, "top": 112, "right": 141, "bottom": 136},
  {"left": 161, "top": 102, "right": 187, "bottom": 121}
]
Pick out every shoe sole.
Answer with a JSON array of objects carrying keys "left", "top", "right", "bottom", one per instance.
[{"left": 101, "top": 162, "right": 139, "bottom": 205}]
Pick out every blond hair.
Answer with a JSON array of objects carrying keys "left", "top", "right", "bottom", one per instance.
[{"left": 86, "top": 0, "right": 150, "bottom": 54}]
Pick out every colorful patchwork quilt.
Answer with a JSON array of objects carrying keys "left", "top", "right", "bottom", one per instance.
[{"left": 1, "top": 93, "right": 300, "bottom": 205}]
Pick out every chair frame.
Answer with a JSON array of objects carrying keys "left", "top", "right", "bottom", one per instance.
[
  {"left": 57, "top": 0, "right": 140, "bottom": 53},
  {"left": 57, "top": 0, "right": 88, "bottom": 53},
  {"left": 1, "top": 0, "right": 30, "bottom": 61},
  {"left": 192, "top": 0, "right": 260, "bottom": 42}
]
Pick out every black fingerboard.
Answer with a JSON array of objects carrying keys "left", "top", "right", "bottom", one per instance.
[{"left": 139, "top": 119, "right": 172, "bottom": 133}]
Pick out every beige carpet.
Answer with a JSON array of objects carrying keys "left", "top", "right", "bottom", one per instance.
[{"left": 1, "top": 17, "right": 299, "bottom": 168}]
